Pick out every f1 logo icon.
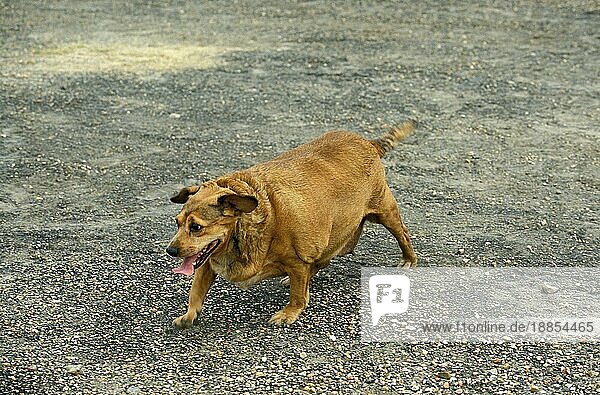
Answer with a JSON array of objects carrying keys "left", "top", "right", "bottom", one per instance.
[{"left": 369, "top": 274, "right": 410, "bottom": 326}]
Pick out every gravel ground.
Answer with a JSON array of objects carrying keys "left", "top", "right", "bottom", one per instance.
[{"left": 1, "top": 1, "right": 599, "bottom": 394}]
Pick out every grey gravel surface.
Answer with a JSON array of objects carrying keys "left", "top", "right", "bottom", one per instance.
[{"left": 1, "top": 1, "right": 599, "bottom": 394}]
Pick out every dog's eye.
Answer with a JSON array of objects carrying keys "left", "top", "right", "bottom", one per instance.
[{"left": 190, "top": 223, "right": 203, "bottom": 232}]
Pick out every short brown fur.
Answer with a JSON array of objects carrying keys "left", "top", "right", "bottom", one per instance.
[{"left": 167, "top": 121, "right": 417, "bottom": 327}]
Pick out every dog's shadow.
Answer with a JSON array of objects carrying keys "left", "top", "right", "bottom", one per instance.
[{"left": 167, "top": 258, "right": 363, "bottom": 336}]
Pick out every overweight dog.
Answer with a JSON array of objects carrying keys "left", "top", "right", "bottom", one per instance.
[{"left": 166, "top": 120, "right": 417, "bottom": 327}]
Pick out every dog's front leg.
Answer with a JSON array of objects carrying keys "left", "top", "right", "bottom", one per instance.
[
  {"left": 173, "top": 262, "right": 216, "bottom": 329},
  {"left": 269, "top": 263, "right": 311, "bottom": 326}
]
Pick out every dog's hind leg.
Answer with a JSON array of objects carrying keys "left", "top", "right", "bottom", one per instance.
[
  {"left": 368, "top": 188, "right": 417, "bottom": 268},
  {"left": 173, "top": 262, "right": 216, "bottom": 329}
]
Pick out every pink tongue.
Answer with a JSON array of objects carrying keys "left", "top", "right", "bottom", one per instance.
[{"left": 172, "top": 256, "right": 196, "bottom": 276}]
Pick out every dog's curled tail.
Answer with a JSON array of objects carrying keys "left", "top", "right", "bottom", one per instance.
[{"left": 371, "top": 119, "right": 416, "bottom": 157}]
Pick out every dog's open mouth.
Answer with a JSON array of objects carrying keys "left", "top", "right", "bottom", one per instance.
[{"left": 171, "top": 239, "right": 221, "bottom": 276}]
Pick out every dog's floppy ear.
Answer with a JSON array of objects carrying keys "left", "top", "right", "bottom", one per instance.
[
  {"left": 170, "top": 185, "right": 201, "bottom": 204},
  {"left": 217, "top": 193, "right": 258, "bottom": 214}
]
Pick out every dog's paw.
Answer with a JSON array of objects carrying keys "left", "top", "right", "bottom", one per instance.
[
  {"left": 172, "top": 312, "right": 197, "bottom": 329},
  {"left": 268, "top": 308, "right": 300, "bottom": 326},
  {"left": 279, "top": 276, "right": 290, "bottom": 287},
  {"left": 399, "top": 256, "right": 417, "bottom": 269}
]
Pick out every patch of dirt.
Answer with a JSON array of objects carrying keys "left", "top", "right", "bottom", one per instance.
[{"left": 23, "top": 43, "right": 238, "bottom": 74}]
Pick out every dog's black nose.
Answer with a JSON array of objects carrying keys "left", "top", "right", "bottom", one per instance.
[{"left": 166, "top": 246, "right": 179, "bottom": 257}]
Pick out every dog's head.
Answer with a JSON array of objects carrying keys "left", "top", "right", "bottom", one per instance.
[{"left": 166, "top": 182, "right": 258, "bottom": 275}]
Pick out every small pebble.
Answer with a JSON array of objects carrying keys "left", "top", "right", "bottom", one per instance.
[
  {"left": 541, "top": 283, "right": 559, "bottom": 294},
  {"left": 66, "top": 365, "right": 82, "bottom": 375},
  {"left": 127, "top": 386, "right": 141, "bottom": 395}
]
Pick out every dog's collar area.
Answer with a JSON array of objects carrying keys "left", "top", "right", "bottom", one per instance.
[{"left": 193, "top": 239, "right": 221, "bottom": 270}]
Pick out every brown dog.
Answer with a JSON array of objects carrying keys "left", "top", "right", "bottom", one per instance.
[{"left": 166, "top": 120, "right": 417, "bottom": 327}]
